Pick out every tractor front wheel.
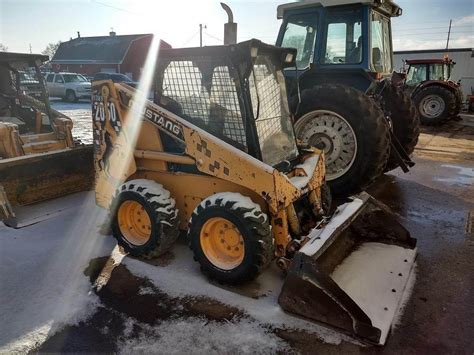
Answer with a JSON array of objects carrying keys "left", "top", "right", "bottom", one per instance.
[
  {"left": 188, "top": 193, "right": 273, "bottom": 284},
  {"left": 111, "top": 179, "right": 179, "bottom": 258},
  {"left": 294, "top": 84, "right": 390, "bottom": 197}
]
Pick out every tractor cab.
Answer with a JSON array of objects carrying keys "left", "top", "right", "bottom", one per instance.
[
  {"left": 276, "top": 0, "right": 402, "bottom": 92},
  {"left": 405, "top": 58, "right": 456, "bottom": 87}
]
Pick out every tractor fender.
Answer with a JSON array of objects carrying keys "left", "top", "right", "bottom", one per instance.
[{"left": 411, "top": 80, "right": 459, "bottom": 98}]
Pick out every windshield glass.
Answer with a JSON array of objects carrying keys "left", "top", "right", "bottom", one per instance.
[
  {"left": 323, "top": 7, "right": 363, "bottom": 64},
  {"left": 63, "top": 74, "right": 88, "bottom": 83},
  {"left": 429, "top": 64, "right": 445, "bottom": 81},
  {"left": 249, "top": 55, "right": 298, "bottom": 166},
  {"left": 280, "top": 13, "right": 318, "bottom": 69},
  {"left": 406, "top": 64, "right": 427, "bottom": 86},
  {"left": 19, "top": 72, "right": 36, "bottom": 82},
  {"left": 371, "top": 11, "right": 392, "bottom": 73},
  {"left": 445, "top": 63, "right": 453, "bottom": 80}
]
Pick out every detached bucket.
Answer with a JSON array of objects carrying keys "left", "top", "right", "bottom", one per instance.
[{"left": 279, "top": 192, "right": 417, "bottom": 345}]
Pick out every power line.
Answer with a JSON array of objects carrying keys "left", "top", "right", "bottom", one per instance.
[
  {"left": 394, "top": 25, "right": 472, "bottom": 33},
  {"left": 204, "top": 31, "right": 223, "bottom": 43},
  {"left": 181, "top": 30, "right": 200, "bottom": 47},
  {"left": 92, "top": 0, "right": 139, "bottom": 15},
  {"left": 394, "top": 30, "right": 473, "bottom": 37}
]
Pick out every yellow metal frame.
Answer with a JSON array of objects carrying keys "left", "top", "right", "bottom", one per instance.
[{"left": 93, "top": 81, "right": 326, "bottom": 256}]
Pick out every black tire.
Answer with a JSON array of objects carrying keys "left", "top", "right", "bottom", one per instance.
[
  {"left": 413, "top": 85, "right": 457, "bottom": 125},
  {"left": 321, "top": 183, "right": 332, "bottom": 216},
  {"left": 294, "top": 84, "right": 390, "bottom": 197},
  {"left": 382, "top": 85, "right": 420, "bottom": 171},
  {"left": 65, "top": 90, "right": 77, "bottom": 103},
  {"left": 188, "top": 193, "right": 273, "bottom": 285},
  {"left": 454, "top": 88, "right": 463, "bottom": 116},
  {"left": 111, "top": 179, "right": 179, "bottom": 258}
]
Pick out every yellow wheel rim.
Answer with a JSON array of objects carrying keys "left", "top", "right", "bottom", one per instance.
[
  {"left": 118, "top": 200, "right": 152, "bottom": 246},
  {"left": 200, "top": 217, "right": 245, "bottom": 270}
]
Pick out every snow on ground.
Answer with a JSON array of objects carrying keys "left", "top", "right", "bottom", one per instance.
[
  {"left": 50, "top": 99, "right": 93, "bottom": 145},
  {"left": 0, "top": 192, "right": 115, "bottom": 353},
  {"left": 117, "top": 317, "right": 290, "bottom": 355},
  {"left": 122, "top": 245, "right": 348, "bottom": 346},
  {"left": 0, "top": 192, "right": 352, "bottom": 352}
]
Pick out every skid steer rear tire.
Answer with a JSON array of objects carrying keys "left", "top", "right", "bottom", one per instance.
[
  {"left": 294, "top": 84, "right": 390, "bottom": 197},
  {"left": 188, "top": 193, "right": 273, "bottom": 285},
  {"left": 111, "top": 179, "right": 179, "bottom": 258},
  {"left": 382, "top": 85, "right": 420, "bottom": 171}
]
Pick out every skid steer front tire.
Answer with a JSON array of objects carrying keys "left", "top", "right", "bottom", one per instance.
[
  {"left": 188, "top": 193, "right": 273, "bottom": 285},
  {"left": 111, "top": 179, "right": 179, "bottom": 258},
  {"left": 294, "top": 84, "right": 390, "bottom": 197}
]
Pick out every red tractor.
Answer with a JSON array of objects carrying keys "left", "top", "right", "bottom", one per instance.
[{"left": 402, "top": 57, "right": 463, "bottom": 125}]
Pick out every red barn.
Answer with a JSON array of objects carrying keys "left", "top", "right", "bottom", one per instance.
[{"left": 50, "top": 32, "right": 171, "bottom": 80}]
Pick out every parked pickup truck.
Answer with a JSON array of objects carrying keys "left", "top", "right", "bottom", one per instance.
[{"left": 45, "top": 72, "right": 91, "bottom": 102}]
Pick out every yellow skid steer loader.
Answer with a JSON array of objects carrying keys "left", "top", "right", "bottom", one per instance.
[{"left": 92, "top": 40, "right": 416, "bottom": 345}]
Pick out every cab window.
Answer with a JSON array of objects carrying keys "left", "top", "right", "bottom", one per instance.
[
  {"left": 429, "top": 64, "right": 444, "bottom": 81},
  {"left": 322, "top": 7, "right": 363, "bottom": 65},
  {"left": 46, "top": 74, "right": 54, "bottom": 82},
  {"left": 54, "top": 75, "right": 64, "bottom": 83},
  {"left": 280, "top": 13, "right": 318, "bottom": 69},
  {"left": 406, "top": 65, "right": 427, "bottom": 86},
  {"left": 371, "top": 11, "right": 392, "bottom": 73}
]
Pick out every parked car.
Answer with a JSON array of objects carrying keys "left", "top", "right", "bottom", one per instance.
[
  {"left": 93, "top": 72, "right": 137, "bottom": 87},
  {"left": 45, "top": 72, "right": 91, "bottom": 102}
]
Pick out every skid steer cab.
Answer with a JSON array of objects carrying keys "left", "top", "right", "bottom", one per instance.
[{"left": 92, "top": 39, "right": 416, "bottom": 345}]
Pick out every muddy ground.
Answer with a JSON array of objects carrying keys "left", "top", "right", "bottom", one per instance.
[{"left": 33, "top": 114, "right": 474, "bottom": 354}]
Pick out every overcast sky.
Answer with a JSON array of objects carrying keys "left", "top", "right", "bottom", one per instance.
[{"left": 0, "top": 0, "right": 472, "bottom": 55}]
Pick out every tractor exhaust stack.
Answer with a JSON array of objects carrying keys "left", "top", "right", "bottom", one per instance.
[{"left": 221, "top": 2, "right": 237, "bottom": 45}]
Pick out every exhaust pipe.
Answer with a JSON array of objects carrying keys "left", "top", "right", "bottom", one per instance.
[{"left": 221, "top": 2, "right": 237, "bottom": 45}]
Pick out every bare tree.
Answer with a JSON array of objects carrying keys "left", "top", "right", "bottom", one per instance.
[
  {"left": 0, "top": 43, "right": 8, "bottom": 52},
  {"left": 42, "top": 41, "right": 62, "bottom": 59}
]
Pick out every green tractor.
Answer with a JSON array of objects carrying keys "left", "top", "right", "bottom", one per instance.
[{"left": 275, "top": 0, "right": 420, "bottom": 196}]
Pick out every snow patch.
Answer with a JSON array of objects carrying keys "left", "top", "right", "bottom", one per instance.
[
  {"left": 117, "top": 317, "right": 290, "bottom": 355},
  {"left": 202, "top": 192, "right": 268, "bottom": 223},
  {"left": 122, "top": 244, "right": 348, "bottom": 346},
  {"left": 331, "top": 242, "right": 417, "bottom": 345},
  {"left": 290, "top": 155, "right": 319, "bottom": 189},
  {"left": 300, "top": 197, "right": 364, "bottom": 257},
  {"left": 0, "top": 192, "right": 116, "bottom": 353},
  {"left": 391, "top": 263, "right": 417, "bottom": 330}
]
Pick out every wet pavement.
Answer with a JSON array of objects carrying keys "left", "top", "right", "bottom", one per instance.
[{"left": 33, "top": 115, "right": 474, "bottom": 354}]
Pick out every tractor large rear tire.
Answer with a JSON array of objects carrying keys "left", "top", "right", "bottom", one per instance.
[
  {"left": 413, "top": 85, "right": 457, "bottom": 126},
  {"left": 111, "top": 179, "right": 179, "bottom": 258},
  {"left": 382, "top": 85, "right": 420, "bottom": 171},
  {"left": 188, "top": 193, "right": 273, "bottom": 285},
  {"left": 294, "top": 84, "right": 390, "bottom": 197}
]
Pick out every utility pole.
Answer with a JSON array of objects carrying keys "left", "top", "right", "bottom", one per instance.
[
  {"left": 29, "top": 44, "right": 32, "bottom": 54},
  {"left": 199, "top": 24, "right": 207, "bottom": 47},
  {"left": 445, "top": 19, "right": 452, "bottom": 51}
]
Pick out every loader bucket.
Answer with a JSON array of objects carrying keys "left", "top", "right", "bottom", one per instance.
[{"left": 278, "top": 192, "right": 417, "bottom": 345}]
